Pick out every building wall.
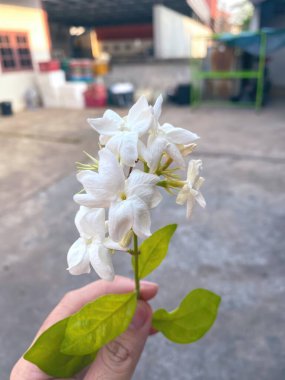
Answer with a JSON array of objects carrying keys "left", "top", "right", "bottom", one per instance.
[
  {"left": 0, "top": 2, "right": 51, "bottom": 111},
  {"left": 106, "top": 60, "right": 190, "bottom": 95},
  {"left": 154, "top": 5, "right": 211, "bottom": 59}
]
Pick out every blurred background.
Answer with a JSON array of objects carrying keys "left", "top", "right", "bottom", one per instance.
[{"left": 1, "top": 0, "right": 285, "bottom": 379}]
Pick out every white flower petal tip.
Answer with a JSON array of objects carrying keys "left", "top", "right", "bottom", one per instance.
[
  {"left": 153, "top": 94, "right": 164, "bottom": 119},
  {"left": 87, "top": 116, "right": 119, "bottom": 136}
]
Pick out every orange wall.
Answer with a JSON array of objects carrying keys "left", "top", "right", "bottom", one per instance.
[
  {"left": 0, "top": 4, "right": 51, "bottom": 111},
  {"left": 0, "top": 4, "right": 51, "bottom": 64}
]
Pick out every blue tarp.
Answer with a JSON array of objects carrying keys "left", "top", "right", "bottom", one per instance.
[{"left": 216, "top": 28, "right": 285, "bottom": 56}]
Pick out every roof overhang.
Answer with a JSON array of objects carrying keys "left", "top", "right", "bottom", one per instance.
[{"left": 42, "top": 0, "right": 193, "bottom": 27}]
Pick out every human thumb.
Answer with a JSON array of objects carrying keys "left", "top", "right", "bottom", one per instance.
[{"left": 84, "top": 300, "right": 153, "bottom": 380}]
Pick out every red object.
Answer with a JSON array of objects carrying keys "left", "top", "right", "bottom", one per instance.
[
  {"left": 38, "top": 60, "right": 60, "bottom": 72},
  {"left": 95, "top": 24, "right": 153, "bottom": 41},
  {"left": 84, "top": 83, "right": 107, "bottom": 108}
]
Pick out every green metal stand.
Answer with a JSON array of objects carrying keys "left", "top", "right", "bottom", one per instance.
[{"left": 190, "top": 31, "right": 267, "bottom": 111}]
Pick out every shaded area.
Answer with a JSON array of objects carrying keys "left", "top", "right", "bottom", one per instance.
[
  {"left": 1, "top": 104, "right": 285, "bottom": 379},
  {"left": 42, "top": 0, "right": 192, "bottom": 26}
]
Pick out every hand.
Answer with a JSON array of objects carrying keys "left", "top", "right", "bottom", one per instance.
[{"left": 11, "top": 276, "right": 158, "bottom": 380}]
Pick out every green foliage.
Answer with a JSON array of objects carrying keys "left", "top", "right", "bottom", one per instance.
[
  {"left": 132, "top": 224, "right": 177, "bottom": 279},
  {"left": 61, "top": 292, "right": 137, "bottom": 355},
  {"left": 23, "top": 318, "right": 97, "bottom": 378},
  {"left": 152, "top": 289, "right": 221, "bottom": 344}
]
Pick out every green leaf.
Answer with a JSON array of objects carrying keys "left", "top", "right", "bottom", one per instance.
[
  {"left": 24, "top": 318, "right": 97, "bottom": 378},
  {"left": 152, "top": 288, "right": 221, "bottom": 344},
  {"left": 61, "top": 292, "right": 137, "bottom": 356},
  {"left": 133, "top": 224, "right": 177, "bottom": 279}
]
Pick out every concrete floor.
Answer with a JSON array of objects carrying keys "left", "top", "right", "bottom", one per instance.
[{"left": 1, "top": 103, "right": 285, "bottom": 379}]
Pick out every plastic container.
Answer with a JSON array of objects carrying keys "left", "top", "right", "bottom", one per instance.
[
  {"left": 108, "top": 83, "right": 134, "bottom": 107},
  {"left": 84, "top": 80, "right": 107, "bottom": 108},
  {"left": 0, "top": 101, "right": 13, "bottom": 116},
  {"left": 38, "top": 60, "right": 60, "bottom": 72},
  {"left": 93, "top": 53, "right": 110, "bottom": 76},
  {"left": 69, "top": 59, "right": 93, "bottom": 82}
]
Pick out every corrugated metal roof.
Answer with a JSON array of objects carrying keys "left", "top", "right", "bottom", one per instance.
[{"left": 42, "top": 0, "right": 193, "bottom": 26}]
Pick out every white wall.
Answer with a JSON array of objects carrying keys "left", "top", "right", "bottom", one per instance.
[
  {"left": 153, "top": 5, "right": 211, "bottom": 59},
  {"left": 0, "top": 2, "right": 51, "bottom": 111}
]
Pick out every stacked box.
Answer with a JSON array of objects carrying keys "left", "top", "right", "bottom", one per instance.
[
  {"left": 37, "top": 71, "right": 66, "bottom": 108},
  {"left": 59, "top": 82, "right": 88, "bottom": 109}
]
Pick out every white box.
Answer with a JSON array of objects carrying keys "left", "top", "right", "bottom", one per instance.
[
  {"left": 58, "top": 82, "right": 87, "bottom": 109},
  {"left": 37, "top": 71, "right": 66, "bottom": 108},
  {"left": 36, "top": 70, "right": 65, "bottom": 87}
]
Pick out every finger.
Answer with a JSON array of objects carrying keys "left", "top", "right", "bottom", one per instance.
[
  {"left": 39, "top": 276, "right": 158, "bottom": 333},
  {"left": 149, "top": 326, "right": 158, "bottom": 335},
  {"left": 84, "top": 300, "right": 152, "bottom": 380}
]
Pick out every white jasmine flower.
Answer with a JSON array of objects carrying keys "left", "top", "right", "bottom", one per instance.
[
  {"left": 87, "top": 96, "right": 152, "bottom": 167},
  {"left": 67, "top": 207, "right": 122, "bottom": 280},
  {"left": 147, "top": 95, "right": 199, "bottom": 172},
  {"left": 74, "top": 148, "right": 162, "bottom": 241},
  {"left": 176, "top": 160, "right": 206, "bottom": 218}
]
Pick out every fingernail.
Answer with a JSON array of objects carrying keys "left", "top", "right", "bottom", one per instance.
[
  {"left": 130, "top": 301, "right": 148, "bottom": 329},
  {"left": 140, "top": 281, "right": 158, "bottom": 289}
]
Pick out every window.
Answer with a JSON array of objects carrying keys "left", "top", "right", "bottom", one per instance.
[{"left": 0, "top": 32, "right": 33, "bottom": 72}]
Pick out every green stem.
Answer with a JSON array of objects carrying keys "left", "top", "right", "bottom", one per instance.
[{"left": 133, "top": 233, "right": 140, "bottom": 299}]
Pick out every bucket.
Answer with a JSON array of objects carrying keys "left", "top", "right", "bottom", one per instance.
[{"left": 0, "top": 101, "right": 13, "bottom": 116}]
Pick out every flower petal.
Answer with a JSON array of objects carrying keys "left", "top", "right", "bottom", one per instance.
[
  {"left": 153, "top": 94, "right": 163, "bottom": 120},
  {"left": 87, "top": 113, "right": 120, "bottom": 136},
  {"left": 76, "top": 207, "right": 106, "bottom": 241},
  {"left": 126, "top": 170, "right": 161, "bottom": 208},
  {"left": 99, "top": 134, "right": 110, "bottom": 146},
  {"left": 187, "top": 159, "right": 203, "bottom": 186},
  {"left": 147, "top": 136, "right": 167, "bottom": 172},
  {"left": 76, "top": 170, "right": 115, "bottom": 207},
  {"left": 104, "top": 109, "right": 123, "bottom": 123},
  {"left": 128, "top": 96, "right": 149, "bottom": 123},
  {"left": 130, "top": 107, "right": 153, "bottom": 136},
  {"left": 89, "top": 243, "right": 114, "bottom": 281},
  {"left": 104, "top": 237, "right": 128, "bottom": 251},
  {"left": 98, "top": 148, "right": 125, "bottom": 193},
  {"left": 137, "top": 139, "right": 149, "bottom": 162},
  {"left": 67, "top": 238, "right": 90, "bottom": 275},
  {"left": 106, "top": 132, "right": 139, "bottom": 167},
  {"left": 165, "top": 142, "right": 185, "bottom": 168},
  {"left": 109, "top": 200, "right": 133, "bottom": 242},
  {"left": 74, "top": 193, "right": 110, "bottom": 208},
  {"left": 130, "top": 196, "right": 152, "bottom": 239},
  {"left": 195, "top": 192, "right": 206, "bottom": 208},
  {"left": 127, "top": 169, "right": 159, "bottom": 189},
  {"left": 176, "top": 185, "right": 188, "bottom": 205},
  {"left": 161, "top": 123, "right": 199, "bottom": 144},
  {"left": 186, "top": 196, "right": 195, "bottom": 218},
  {"left": 150, "top": 188, "right": 163, "bottom": 208}
]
